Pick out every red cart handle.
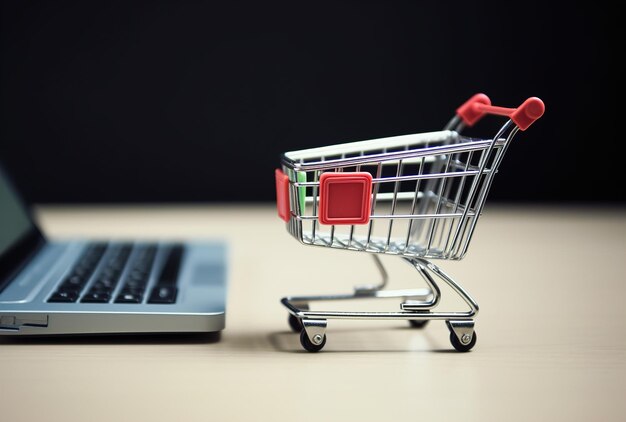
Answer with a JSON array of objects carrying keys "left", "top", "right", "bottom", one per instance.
[{"left": 456, "top": 93, "right": 545, "bottom": 131}]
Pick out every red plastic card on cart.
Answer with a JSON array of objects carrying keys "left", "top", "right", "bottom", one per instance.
[
  {"left": 275, "top": 169, "right": 290, "bottom": 222},
  {"left": 319, "top": 172, "right": 372, "bottom": 225}
]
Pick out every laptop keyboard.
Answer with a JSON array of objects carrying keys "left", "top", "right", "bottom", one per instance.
[
  {"left": 83, "top": 243, "right": 133, "bottom": 303},
  {"left": 47, "top": 243, "right": 108, "bottom": 303},
  {"left": 48, "top": 243, "right": 183, "bottom": 305}
]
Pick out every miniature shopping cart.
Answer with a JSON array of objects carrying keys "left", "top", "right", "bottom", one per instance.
[{"left": 275, "top": 93, "right": 545, "bottom": 352}]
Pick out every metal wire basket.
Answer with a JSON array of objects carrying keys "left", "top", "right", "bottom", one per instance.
[{"left": 275, "top": 93, "right": 545, "bottom": 352}]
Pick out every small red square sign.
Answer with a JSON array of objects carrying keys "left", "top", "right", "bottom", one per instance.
[{"left": 319, "top": 172, "right": 372, "bottom": 225}]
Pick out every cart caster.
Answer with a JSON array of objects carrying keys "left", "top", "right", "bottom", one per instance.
[
  {"left": 447, "top": 320, "right": 476, "bottom": 352},
  {"left": 300, "top": 330, "right": 326, "bottom": 352},
  {"left": 408, "top": 319, "right": 429, "bottom": 329},
  {"left": 288, "top": 314, "right": 302, "bottom": 332},
  {"left": 450, "top": 331, "right": 476, "bottom": 352}
]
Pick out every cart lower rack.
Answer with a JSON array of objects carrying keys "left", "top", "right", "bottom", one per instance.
[{"left": 275, "top": 93, "right": 544, "bottom": 352}]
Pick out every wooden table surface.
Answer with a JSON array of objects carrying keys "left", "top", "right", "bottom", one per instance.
[{"left": 1, "top": 205, "right": 625, "bottom": 422}]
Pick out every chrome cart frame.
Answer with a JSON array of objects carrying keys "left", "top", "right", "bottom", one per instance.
[{"left": 275, "top": 93, "right": 545, "bottom": 352}]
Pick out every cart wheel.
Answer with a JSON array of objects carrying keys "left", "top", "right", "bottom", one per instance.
[
  {"left": 288, "top": 314, "right": 302, "bottom": 333},
  {"left": 449, "top": 330, "right": 477, "bottom": 352},
  {"left": 300, "top": 330, "right": 326, "bottom": 352},
  {"left": 409, "top": 319, "right": 429, "bottom": 329}
]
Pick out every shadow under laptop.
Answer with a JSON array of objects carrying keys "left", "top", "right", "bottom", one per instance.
[{"left": 0, "top": 331, "right": 221, "bottom": 345}]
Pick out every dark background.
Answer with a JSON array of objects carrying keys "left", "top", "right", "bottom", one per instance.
[{"left": 0, "top": 1, "right": 622, "bottom": 204}]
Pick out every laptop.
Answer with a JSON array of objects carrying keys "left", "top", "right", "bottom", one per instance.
[{"left": 0, "top": 162, "right": 227, "bottom": 336}]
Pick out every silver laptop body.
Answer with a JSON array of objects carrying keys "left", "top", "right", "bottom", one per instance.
[{"left": 0, "top": 163, "right": 227, "bottom": 336}]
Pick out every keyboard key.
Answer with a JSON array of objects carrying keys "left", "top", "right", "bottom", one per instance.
[
  {"left": 143, "top": 245, "right": 183, "bottom": 304},
  {"left": 49, "top": 290, "right": 79, "bottom": 303},
  {"left": 92, "top": 277, "right": 116, "bottom": 290},
  {"left": 63, "top": 275, "right": 85, "bottom": 290},
  {"left": 148, "top": 285, "right": 178, "bottom": 304},
  {"left": 81, "top": 292, "right": 111, "bottom": 303},
  {"left": 123, "top": 279, "right": 145, "bottom": 290},
  {"left": 156, "top": 244, "right": 183, "bottom": 285},
  {"left": 115, "top": 292, "right": 142, "bottom": 303}
]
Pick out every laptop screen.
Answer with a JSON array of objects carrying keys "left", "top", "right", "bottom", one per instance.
[
  {"left": 0, "top": 165, "right": 43, "bottom": 289},
  {"left": 0, "top": 169, "right": 34, "bottom": 256}
]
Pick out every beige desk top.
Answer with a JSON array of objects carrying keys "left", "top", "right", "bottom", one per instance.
[{"left": 1, "top": 205, "right": 625, "bottom": 422}]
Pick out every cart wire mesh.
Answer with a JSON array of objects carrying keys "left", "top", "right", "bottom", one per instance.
[{"left": 281, "top": 129, "right": 509, "bottom": 260}]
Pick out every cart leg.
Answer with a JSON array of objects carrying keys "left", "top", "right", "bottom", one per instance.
[
  {"left": 413, "top": 258, "right": 479, "bottom": 316},
  {"left": 353, "top": 254, "right": 389, "bottom": 294},
  {"left": 300, "top": 319, "right": 328, "bottom": 352},
  {"left": 446, "top": 320, "right": 477, "bottom": 352},
  {"left": 400, "top": 258, "right": 441, "bottom": 311}
]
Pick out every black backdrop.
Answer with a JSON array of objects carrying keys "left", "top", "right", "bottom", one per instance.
[{"left": 1, "top": 1, "right": 622, "bottom": 204}]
